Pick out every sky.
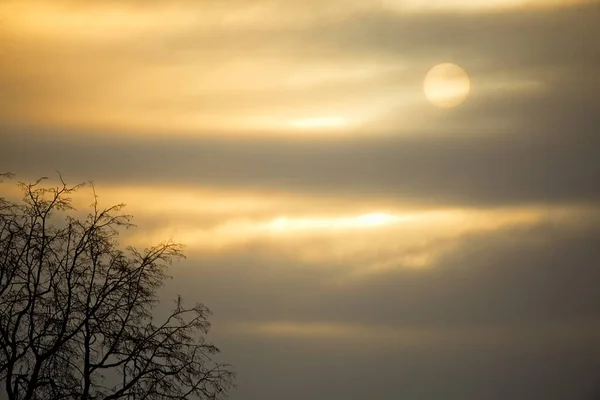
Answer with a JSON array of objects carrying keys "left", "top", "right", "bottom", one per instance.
[{"left": 1, "top": 0, "right": 600, "bottom": 398}]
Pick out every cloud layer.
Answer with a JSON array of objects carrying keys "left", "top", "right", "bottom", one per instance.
[{"left": 2, "top": 0, "right": 600, "bottom": 399}]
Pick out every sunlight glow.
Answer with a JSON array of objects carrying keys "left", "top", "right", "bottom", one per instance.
[
  {"left": 4, "top": 181, "right": 595, "bottom": 273},
  {"left": 1, "top": 1, "right": 197, "bottom": 40},
  {"left": 287, "top": 116, "right": 349, "bottom": 130},
  {"left": 259, "top": 213, "right": 406, "bottom": 233},
  {"left": 231, "top": 320, "right": 600, "bottom": 346}
]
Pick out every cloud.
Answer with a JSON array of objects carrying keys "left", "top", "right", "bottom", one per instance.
[
  {"left": 161, "top": 216, "right": 600, "bottom": 400},
  {"left": 0, "top": 0, "right": 598, "bottom": 133},
  {"left": 2, "top": 1, "right": 599, "bottom": 207},
  {"left": 217, "top": 330, "right": 600, "bottom": 400},
  {"left": 159, "top": 216, "right": 600, "bottom": 329},
  {"left": 2, "top": 116, "right": 598, "bottom": 207},
  {"left": 2, "top": 1, "right": 600, "bottom": 399}
]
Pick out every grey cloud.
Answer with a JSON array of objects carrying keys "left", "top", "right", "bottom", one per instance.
[
  {"left": 216, "top": 332, "right": 600, "bottom": 400},
  {"left": 159, "top": 1, "right": 600, "bottom": 79},
  {"left": 162, "top": 220, "right": 600, "bottom": 400},
  {"left": 2, "top": 99, "right": 598, "bottom": 207},
  {"left": 286, "top": 2, "right": 600, "bottom": 71},
  {"left": 164, "top": 218, "right": 600, "bottom": 330}
]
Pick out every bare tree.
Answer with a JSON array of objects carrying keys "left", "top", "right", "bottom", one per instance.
[{"left": 0, "top": 174, "right": 234, "bottom": 400}]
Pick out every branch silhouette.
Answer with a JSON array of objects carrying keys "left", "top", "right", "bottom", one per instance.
[{"left": 0, "top": 174, "right": 234, "bottom": 400}]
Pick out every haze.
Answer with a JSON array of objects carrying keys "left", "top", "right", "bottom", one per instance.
[{"left": 1, "top": 0, "right": 600, "bottom": 398}]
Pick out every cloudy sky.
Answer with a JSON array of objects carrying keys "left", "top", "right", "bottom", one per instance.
[{"left": 1, "top": 0, "right": 600, "bottom": 398}]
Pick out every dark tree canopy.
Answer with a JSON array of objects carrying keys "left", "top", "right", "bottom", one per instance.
[{"left": 0, "top": 174, "right": 234, "bottom": 400}]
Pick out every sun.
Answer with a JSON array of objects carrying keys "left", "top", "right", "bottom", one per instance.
[{"left": 423, "top": 63, "right": 471, "bottom": 108}]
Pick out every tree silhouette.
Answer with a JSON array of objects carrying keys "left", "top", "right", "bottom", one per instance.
[{"left": 0, "top": 174, "right": 234, "bottom": 400}]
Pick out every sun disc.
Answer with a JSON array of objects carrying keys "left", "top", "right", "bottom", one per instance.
[{"left": 423, "top": 63, "right": 471, "bottom": 108}]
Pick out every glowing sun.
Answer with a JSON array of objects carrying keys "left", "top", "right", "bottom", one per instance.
[{"left": 423, "top": 63, "right": 471, "bottom": 108}]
